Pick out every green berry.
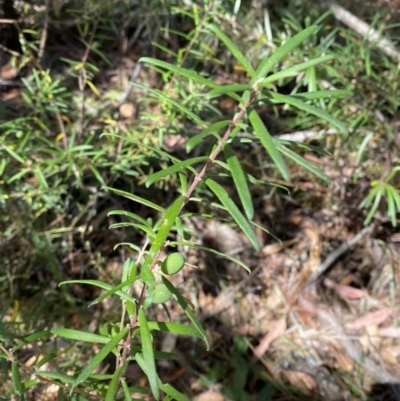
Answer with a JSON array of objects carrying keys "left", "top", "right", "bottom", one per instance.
[
  {"left": 152, "top": 284, "right": 172, "bottom": 304},
  {"left": 161, "top": 252, "right": 185, "bottom": 275}
]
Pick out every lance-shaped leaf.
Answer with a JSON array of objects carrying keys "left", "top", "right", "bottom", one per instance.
[
  {"left": 255, "top": 25, "right": 319, "bottom": 80},
  {"left": 162, "top": 276, "right": 210, "bottom": 349},
  {"left": 139, "top": 57, "right": 218, "bottom": 88},
  {"left": 158, "top": 381, "right": 191, "bottom": 401},
  {"left": 132, "top": 83, "right": 206, "bottom": 127},
  {"left": 147, "top": 321, "right": 203, "bottom": 338},
  {"left": 89, "top": 274, "right": 139, "bottom": 306},
  {"left": 109, "top": 222, "right": 156, "bottom": 240},
  {"left": 138, "top": 309, "right": 159, "bottom": 400},
  {"left": 260, "top": 55, "right": 334, "bottom": 85},
  {"left": 36, "top": 371, "right": 75, "bottom": 384},
  {"left": 50, "top": 328, "right": 111, "bottom": 344},
  {"left": 205, "top": 179, "right": 260, "bottom": 251},
  {"left": 144, "top": 196, "right": 185, "bottom": 266},
  {"left": 71, "top": 326, "right": 129, "bottom": 392},
  {"left": 105, "top": 366, "right": 122, "bottom": 401},
  {"left": 276, "top": 144, "right": 330, "bottom": 184},
  {"left": 12, "top": 362, "right": 25, "bottom": 401},
  {"left": 104, "top": 187, "right": 165, "bottom": 212},
  {"left": 35, "top": 353, "right": 57, "bottom": 370},
  {"left": 207, "top": 84, "right": 252, "bottom": 101},
  {"left": 101, "top": 133, "right": 180, "bottom": 163},
  {"left": 223, "top": 143, "right": 254, "bottom": 220},
  {"left": 288, "top": 89, "right": 353, "bottom": 101},
  {"left": 186, "top": 120, "right": 230, "bottom": 152},
  {"left": 121, "top": 258, "right": 137, "bottom": 293},
  {"left": 262, "top": 91, "right": 348, "bottom": 135},
  {"left": 247, "top": 109, "right": 290, "bottom": 182},
  {"left": 59, "top": 280, "right": 136, "bottom": 303},
  {"left": 207, "top": 24, "right": 256, "bottom": 78},
  {"left": 146, "top": 157, "right": 209, "bottom": 187},
  {"left": 13, "top": 330, "right": 51, "bottom": 351},
  {"left": 108, "top": 210, "right": 151, "bottom": 227},
  {"left": 208, "top": 24, "right": 256, "bottom": 78},
  {"left": 170, "top": 240, "right": 251, "bottom": 272}
]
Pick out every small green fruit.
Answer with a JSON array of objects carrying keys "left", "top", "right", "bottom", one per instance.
[
  {"left": 161, "top": 252, "right": 185, "bottom": 275},
  {"left": 152, "top": 284, "right": 172, "bottom": 304}
]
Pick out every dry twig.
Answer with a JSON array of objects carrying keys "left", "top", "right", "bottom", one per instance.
[{"left": 320, "top": 0, "right": 400, "bottom": 63}]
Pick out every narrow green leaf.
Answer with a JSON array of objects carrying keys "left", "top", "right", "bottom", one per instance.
[
  {"left": 159, "top": 381, "right": 191, "bottom": 401},
  {"left": 12, "top": 362, "right": 25, "bottom": 401},
  {"left": 139, "top": 57, "right": 218, "bottom": 88},
  {"left": 35, "top": 353, "right": 57, "bottom": 370},
  {"left": 138, "top": 309, "right": 159, "bottom": 400},
  {"left": 122, "top": 258, "right": 137, "bottom": 293},
  {"left": 162, "top": 276, "right": 210, "bottom": 349},
  {"left": 22, "top": 379, "right": 40, "bottom": 391},
  {"left": 59, "top": 280, "right": 136, "bottom": 303},
  {"left": 71, "top": 327, "right": 129, "bottom": 391},
  {"left": 13, "top": 330, "right": 51, "bottom": 351},
  {"left": 205, "top": 179, "right": 260, "bottom": 250},
  {"left": 260, "top": 55, "right": 334, "bottom": 85},
  {"left": 247, "top": 109, "right": 289, "bottom": 182},
  {"left": 146, "top": 196, "right": 185, "bottom": 263},
  {"left": 147, "top": 321, "right": 203, "bottom": 338},
  {"left": 255, "top": 25, "right": 319, "bottom": 80},
  {"left": 146, "top": 157, "right": 209, "bottom": 187},
  {"left": 289, "top": 89, "right": 353, "bottom": 101},
  {"left": 250, "top": 221, "right": 281, "bottom": 244},
  {"left": 109, "top": 222, "right": 156, "bottom": 239},
  {"left": 386, "top": 184, "right": 400, "bottom": 212},
  {"left": 131, "top": 346, "right": 177, "bottom": 361},
  {"left": 186, "top": 120, "right": 230, "bottom": 152},
  {"left": 88, "top": 165, "right": 106, "bottom": 187},
  {"left": 104, "top": 187, "right": 165, "bottom": 212},
  {"left": 101, "top": 133, "right": 181, "bottom": 164},
  {"left": 105, "top": 366, "right": 122, "bottom": 401},
  {"left": 89, "top": 275, "right": 139, "bottom": 306},
  {"left": 108, "top": 210, "right": 151, "bottom": 227},
  {"left": 141, "top": 266, "right": 155, "bottom": 285},
  {"left": 363, "top": 188, "right": 383, "bottom": 225},
  {"left": 37, "top": 371, "right": 75, "bottom": 384},
  {"left": 263, "top": 91, "right": 348, "bottom": 135},
  {"left": 170, "top": 241, "right": 251, "bottom": 272},
  {"left": 208, "top": 84, "right": 252, "bottom": 98},
  {"left": 207, "top": 24, "right": 256, "bottom": 78},
  {"left": 215, "top": 158, "right": 288, "bottom": 187},
  {"left": 132, "top": 83, "right": 206, "bottom": 127},
  {"left": 356, "top": 132, "right": 373, "bottom": 164},
  {"left": 121, "top": 379, "right": 134, "bottom": 401},
  {"left": 3, "top": 146, "right": 25, "bottom": 164},
  {"left": 386, "top": 185, "right": 396, "bottom": 226},
  {"left": 276, "top": 144, "right": 330, "bottom": 184},
  {"left": 223, "top": 143, "right": 254, "bottom": 220},
  {"left": 126, "top": 300, "right": 136, "bottom": 317},
  {"left": 50, "top": 328, "right": 111, "bottom": 344}
]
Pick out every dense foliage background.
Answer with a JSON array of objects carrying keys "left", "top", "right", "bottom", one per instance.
[{"left": 1, "top": 0, "right": 399, "bottom": 400}]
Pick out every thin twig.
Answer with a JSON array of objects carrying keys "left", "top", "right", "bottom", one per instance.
[
  {"left": 37, "top": 0, "right": 49, "bottom": 64},
  {"left": 117, "top": 62, "right": 143, "bottom": 108},
  {"left": 305, "top": 223, "right": 375, "bottom": 288},
  {"left": 320, "top": 0, "right": 400, "bottom": 63}
]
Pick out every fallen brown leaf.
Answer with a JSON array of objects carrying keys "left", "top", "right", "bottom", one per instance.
[
  {"left": 283, "top": 370, "right": 317, "bottom": 391},
  {"left": 193, "top": 390, "right": 227, "bottom": 401},
  {"left": 324, "top": 278, "right": 367, "bottom": 299},
  {"left": 380, "top": 347, "right": 399, "bottom": 365},
  {"left": 253, "top": 317, "right": 286, "bottom": 358},
  {"left": 379, "top": 327, "right": 400, "bottom": 338},
  {"left": 345, "top": 307, "right": 393, "bottom": 332}
]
